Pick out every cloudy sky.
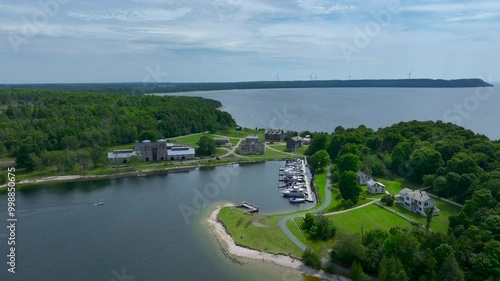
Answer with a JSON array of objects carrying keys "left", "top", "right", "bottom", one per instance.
[{"left": 0, "top": 0, "right": 499, "bottom": 83}]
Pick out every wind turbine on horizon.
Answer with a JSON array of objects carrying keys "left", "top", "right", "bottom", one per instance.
[
  {"left": 406, "top": 71, "right": 413, "bottom": 79},
  {"left": 275, "top": 74, "right": 280, "bottom": 81},
  {"left": 309, "top": 72, "right": 314, "bottom": 80},
  {"left": 313, "top": 74, "right": 318, "bottom": 80},
  {"left": 348, "top": 73, "right": 352, "bottom": 80}
]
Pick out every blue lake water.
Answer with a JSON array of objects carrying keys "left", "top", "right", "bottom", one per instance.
[
  {"left": 0, "top": 162, "right": 314, "bottom": 281},
  {"left": 163, "top": 86, "right": 499, "bottom": 140}
]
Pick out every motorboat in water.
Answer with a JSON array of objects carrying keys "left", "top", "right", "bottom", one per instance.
[
  {"left": 95, "top": 201, "right": 104, "bottom": 206},
  {"left": 289, "top": 197, "right": 306, "bottom": 203}
]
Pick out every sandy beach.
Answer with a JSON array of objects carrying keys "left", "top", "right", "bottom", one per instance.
[{"left": 207, "top": 205, "right": 351, "bottom": 281}]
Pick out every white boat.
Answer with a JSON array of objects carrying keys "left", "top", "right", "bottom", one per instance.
[
  {"left": 95, "top": 201, "right": 104, "bottom": 206},
  {"left": 282, "top": 190, "right": 305, "bottom": 197},
  {"left": 289, "top": 197, "right": 306, "bottom": 203}
]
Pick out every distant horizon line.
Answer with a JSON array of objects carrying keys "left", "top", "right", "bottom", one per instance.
[{"left": 0, "top": 78, "right": 496, "bottom": 85}]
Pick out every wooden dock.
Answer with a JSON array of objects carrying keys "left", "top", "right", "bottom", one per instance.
[
  {"left": 301, "top": 158, "right": 314, "bottom": 202},
  {"left": 235, "top": 201, "right": 259, "bottom": 213}
]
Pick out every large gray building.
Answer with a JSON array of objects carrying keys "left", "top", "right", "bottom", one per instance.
[
  {"left": 238, "top": 135, "right": 265, "bottom": 155},
  {"left": 134, "top": 139, "right": 171, "bottom": 161},
  {"left": 265, "top": 128, "right": 286, "bottom": 142}
]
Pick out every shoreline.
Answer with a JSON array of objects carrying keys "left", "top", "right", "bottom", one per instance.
[
  {"left": 1, "top": 158, "right": 294, "bottom": 189},
  {"left": 206, "top": 204, "right": 350, "bottom": 281}
]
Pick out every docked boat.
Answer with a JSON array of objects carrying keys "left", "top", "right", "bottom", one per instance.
[
  {"left": 289, "top": 197, "right": 306, "bottom": 203},
  {"left": 282, "top": 190, "right": 306, "bottom": 197}
]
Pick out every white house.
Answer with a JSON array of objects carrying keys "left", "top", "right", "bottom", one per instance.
[
  {"left": 366, "top": 179, "right": 386, "bottom": 194},
  {"left": 398, "top": 188, "right": 440, "bottom": 217},
  {"left": 356, "top": 171, "right": 372, "bottom": 185},
  {"left": 167, "top": 147, "right": 195, "bottom": 160}
]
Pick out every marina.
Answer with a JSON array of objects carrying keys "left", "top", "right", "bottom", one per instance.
[{"left": 278, "top": 158, "right": 314, "bottom": 203}]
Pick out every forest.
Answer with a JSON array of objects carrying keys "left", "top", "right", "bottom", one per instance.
[
  {"left": 301, "top": 121, "right": 499, "bottom": 281},
  {"left": 0, "top": 89, "right": 235, "bottom": 171}
]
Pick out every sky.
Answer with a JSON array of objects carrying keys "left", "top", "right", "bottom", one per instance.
[{"left": 0, "top": 0, "right": 499, "bottom": 83}]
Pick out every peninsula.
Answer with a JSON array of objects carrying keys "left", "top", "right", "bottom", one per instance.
[{"left": 0, "top": 78, "right": 493, "bottom": 94}]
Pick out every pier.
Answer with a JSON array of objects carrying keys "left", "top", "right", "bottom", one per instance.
[
  {"left": 279, "top": 158, "right": 314, "bottom": 203},
  {"left": 301, "top": 158, "right": 314, "bottom": 202},
  {"left": 235, "top": 201, "right": 259, "bottom": 213}
]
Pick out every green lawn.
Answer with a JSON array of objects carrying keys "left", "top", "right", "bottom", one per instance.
[
  {"left": 268, "top": 144, "right": 287, "bottom": 151},
  {"left": 315, "top": 173, "right": 327, "bottom": 204},
  {"left": 169, "top": 133, "right": 205, "bottom": 147},
  {"left": 389, "top": 199, "right": 461, "bottom": 233},
  {"left": 218, "top": 207, "right": 303, "bottom": 258},
  {"left": 377, "top": 177, "right": 422, "bottom": 195},
  {"left": 215, "top": 128, "right": 265, "bottom": 139},
  {"left": 326, "top": 204, "right": 413, "bottom": 234}
]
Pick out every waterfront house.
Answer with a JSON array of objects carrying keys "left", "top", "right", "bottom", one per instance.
[
  {"left": 356, "top": 171, "right": 372, "bottom": 185},
  {"left": 265, "top": 128, "right": 286, "bottom": 142},
  {"left": 167, "top": 147, "right": 196, "bottom": 160},
  {"left": 286, "top": 136, "right": 303, "bottom": 151},
  {"left": 398, "top": 188, "right": 440, "bottom": 216},
  {"left": 302, "top": 135, "right": 311, "bottom": 145},
  {"left": 107, "top": 149, "right": 140, "bottom": 164},
  {"left": 366, "top": 179, "right": 386, "bottom": 194},
  {"left": 238, "top": 135, "right": 265, "bottom": 154}
]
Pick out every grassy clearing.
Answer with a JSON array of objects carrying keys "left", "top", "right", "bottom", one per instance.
[
  {"left": 389, "top": 199, "right": 461, "bottom": 233},
  {"left": 327, "top": 204, "right": 413, "bottom": 234},
  {"left": 215, "top": 128, "right": 265, "bottom": 139},
  {"left": 377, "top": 177, "right": 422, "bottom": 195},
  {"left": 218, "top": 207, "right": 303, "bottom": 259},
  {"left": 169, "top": 134, "right": 205, "bottom": 147},
  {"left": 315, "top": 173, "right": 327, "bottom": 204},
  {"left": 268, "top": 144, "right": 287, "bottom": 151}
]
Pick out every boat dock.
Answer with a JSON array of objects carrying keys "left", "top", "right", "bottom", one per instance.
[
  {"left": 235, "top": 201, "right": 259, "bottom": 213},
  {"left": 301, "top": 158, "right": 314, "bottom": 202},
  {"left": 278, "top": 158, "right": 313, "bottom": 203}
]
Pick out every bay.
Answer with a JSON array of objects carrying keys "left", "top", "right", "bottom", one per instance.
[
  {"left": 162, "top": 86, "right": 499, "bottom": 140},
  {"left": 0, "top": 162, "right": 313, "bottom": 281}
]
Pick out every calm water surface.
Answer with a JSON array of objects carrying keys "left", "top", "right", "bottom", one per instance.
[
  {"left": 163, "top": 86, "right": 499, "bottom": 140},
  {"left": 0, "top": 162, "right": 314, "bottom": 281}
]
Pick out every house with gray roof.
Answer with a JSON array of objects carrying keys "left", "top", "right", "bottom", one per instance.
[
  {"left": 367, "top": 179, "right": 386, "bottom": 194},
  {"left": 286, "top": 136, "right": 303, "bottom": 151},
  {"left": 398, "top": 188, "right": 440, "bottom": 216},
  {"left": 356, "top": 171, "right": 372, "bottom": 185}
]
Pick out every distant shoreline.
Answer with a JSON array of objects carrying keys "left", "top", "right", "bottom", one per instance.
[{"left": 0, "top": 78, "right": 493, "bottom": 94}]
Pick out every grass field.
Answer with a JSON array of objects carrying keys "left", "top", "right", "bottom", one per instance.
[
  {"left": 217, "top": 207, "right": 303, "bottom": 258},
  {"left": 389, "top": 199, "right": 461, "bottom": 233},
  {"left": 377, "top": 177, "right": 422, "bottom": 195},
  {"left": 215, "top": 128, "right": 265, "bottom": 139},
  {"left": 326, "top": 204, "right": 413, "bottom": 234},
  {"left": 315, "top": 173, "right": 327, "bottom": 204},
  {"left": 169, "top": 133, "right": 205, "bottom": 146},
  {"left": 268, "top": 144, "right": 287, "bottom": 151}
]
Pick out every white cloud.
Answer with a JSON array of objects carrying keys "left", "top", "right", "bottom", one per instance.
[
  {"left": 295, "top": 0, "right": 357, "bottom": 14},
  {"left": 67, "top": 7, "right": 191, "bottom": 22},
  {"left": 445, "top": 13, "right": 498, "bottom": 22}
]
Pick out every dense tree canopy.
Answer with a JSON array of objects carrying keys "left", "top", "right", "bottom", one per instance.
[
  {"left": 0, "top": 90, "right": 235, "bottom": 170},
  {"left": 322, "top": 120, "right": 499, "bottom": 281}
]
